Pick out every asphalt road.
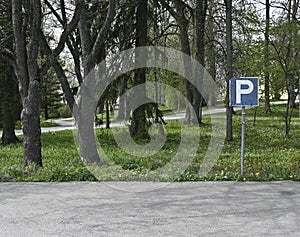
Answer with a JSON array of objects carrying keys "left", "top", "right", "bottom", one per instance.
[{"left": 0, "top": 181, "right": 299, "bottom": 236}]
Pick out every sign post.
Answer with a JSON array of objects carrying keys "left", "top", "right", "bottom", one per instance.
[
  {"left": 241, "top": 106, "right": 246, "bottom": 176},
  {"left": 230, "top": 77, "right": 259, "bottom": 176}
]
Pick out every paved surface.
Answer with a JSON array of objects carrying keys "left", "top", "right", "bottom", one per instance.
[{"left": 0, "top": 181, "right": 300, "bottom": 236}]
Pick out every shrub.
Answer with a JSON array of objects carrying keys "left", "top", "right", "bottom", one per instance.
[{"left": 58, "top": 104, "right": 72, "bottom": 118}]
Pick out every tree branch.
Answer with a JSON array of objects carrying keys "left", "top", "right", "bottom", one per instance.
[
  {"left": 88, "top": 0, "right": 116, "bottom": 65},
  {"left": 52, "top": 1, "right": 83, "bottom": 58},
  {"left": 12, "top": 0, "right": 29, "bottom": 97},
  {"left": 157, "top": 0, "right": 178, "bottom": 19},
  {"left": 40, "top": 33, "right": 75, "bottom": 111},
  {"left": 43, "top": 0, "right": 83, "bottom": 84}
]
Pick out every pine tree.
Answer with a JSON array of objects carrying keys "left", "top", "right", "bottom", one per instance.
[{"left": 41, "top": 68, "right": 63, "bottom": 119}]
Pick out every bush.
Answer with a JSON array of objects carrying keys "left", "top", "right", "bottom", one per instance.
[
  {"left": 58, "top": 104, "right": 72, "bottom": 118},
  {"left": 15, "top": 120, "right": 21, "bottom": 129}
]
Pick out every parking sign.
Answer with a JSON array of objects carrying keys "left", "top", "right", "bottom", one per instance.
[{"left": 230, "top": 77, "right": 259, "bottom": 107}]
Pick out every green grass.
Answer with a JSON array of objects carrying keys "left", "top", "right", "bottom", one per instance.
[
  {"left": 0, "top": 131, "right": 95, "bottom": 181},
  {"left": 40, "top": 120, "right": 60, "bottom": 128},
  {"left": 14, "top": 119, "right": 60, "bottom": 129},
  {"left": 0, "top": 104, "right": 299, "bottom": 182}
]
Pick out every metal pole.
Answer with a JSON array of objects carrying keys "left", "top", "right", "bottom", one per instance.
[{"left": 241, "top": 106, "right": 246, "bottom": 176}]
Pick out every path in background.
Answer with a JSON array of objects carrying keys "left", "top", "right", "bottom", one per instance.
[{"left": 0, "top": 101, "right": 291, "bottom": 137}]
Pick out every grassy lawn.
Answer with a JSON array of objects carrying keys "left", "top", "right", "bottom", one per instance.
[
  {"left": 14, "top": 119, "right": 60, "bottom": 129},
  {"left": 0, "top": 104, "right": 299, "bottom": 182}
]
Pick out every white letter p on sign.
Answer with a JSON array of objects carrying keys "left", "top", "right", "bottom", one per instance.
[{"left": 236, "top": 80, "right": 254, "bottom": 104}]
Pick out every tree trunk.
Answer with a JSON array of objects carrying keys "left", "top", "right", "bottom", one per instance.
[
  {"left": 12, "top": 0, "right": 43, "bottom": 167},
  {"left": 1, "top": 63, "right": 20, "bottom": 145},
  {"left": 76, "top": 0, "right": 115, "bottom": 163},
  {"left": 285, "top": 73, "right": 296, "bottom": 139},
  {"left": 207, "top": 1, "right": 217, "bottom": 107},
  {"left": 117, "top": 75, "right": 129, "bottom": 120},
  {"left": 195, "top": 0, "right": 208, "bottom": 123},
  {"left": 81, "top": 50, "right": 106, "bottom": 163},
  {"left": 44, "top": 101, "right": 49, "bottom": 120},
  {"left": 105, "top": 100, "right": 110, "bottom": 129},
  {"left": 264, "top": 0, "right": 271, "bottom": 113},
  {"left": 225, "top": 0, "right": 233, "bottom": 141},
  {"left": 284, "top": 0, "right": 298, "bottom": 139},
  {"left": 130, "top": 0, "right": 149, "bottom": 139},
  {"left": 173, "top": 0, "right": 198, "bottom": 124},
  {"left": 22, "top": 81, "right": 42, "bottom": 167},
  {"left": 285, "top": 89, "right": 295, "bottom": 139}
]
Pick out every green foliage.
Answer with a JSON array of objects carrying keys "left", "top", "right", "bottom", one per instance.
[
  {"left": 0, "top": 105, "right": 300, "bottom": 182},
  {"left": 14, "top": 120, "right": 21, "bottom": 129},
  {"left": 57, "top": 104, "right": 72, "bottom": 118},
  {"left": 40, "top": 68, "right": 63, "bottom": 119}
]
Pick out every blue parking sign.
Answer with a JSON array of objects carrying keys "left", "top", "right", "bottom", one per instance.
[{"left": 230, "top": 77, "right": 259, "bottom": 107}]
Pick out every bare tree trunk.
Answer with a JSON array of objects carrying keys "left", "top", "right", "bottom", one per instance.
[
  {"left": 284, "top": 0, "right": 299, "bottom": 139},
  {"left": 207, "top": 1, "right": 217, "bottom": 107},
  {"left": 195, "top": 0, "right": 208, "bottom": 123},
  {"left": 12, "top": 0, "right": 43, "bottom": 167},
  {"left": 264, "top": 0, "right": 271, "bottom": 113},
  {"left": 225, "top": 0, "right": 233, "bottom": 141},
  {"left": 76, "top": 0, "right": 116, "bottom": 163},
  {"left": 285, "top": 88, "right": 295, "bottom": 139},
  {"left": 10, "top": 0, "right": 85, "bottom": 166},
  {"left": 207, "top": 47, "right": 217, "bottom": 107},
  {"left": 22, "top": 81, "right": 42, "bottom": 167},
  {"left": 105, "top": 101, "right": 110, "bottom": 129},
  {"left": 173, "top": 0, "right": 198, "bottom": 124},
  {"left": 117, "top": 75, "right": 129, "bottom": 120},
  {"left": 130, "top": 0, "right": 149, "bottom": 138},
  {"left": 159, "top": 0, "right": 197, "bottom": 124},
  {"left": 285, "top": 72, "right": 297, "bottom": 139},
  {"left": 1, "top": 63, "right": 20, "bottom": 145},
  {"left": 291, "top": 0, "right": 299, "bottom": 110}
]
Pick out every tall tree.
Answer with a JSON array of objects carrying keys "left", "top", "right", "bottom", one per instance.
[
  {"left": 224, "top": 0, "right": 233, "bottom": 141},
  {"left": 175, "top": 0, "right": 198, "bottom": 124},
  {"left": 12, "top": 0, "right": 43, "bottom": 166},
  {"left": 206, "top": 0, "right": 217, "bottom": 107},
  {"left": 7, "top": 0, "right": 82, "bottom": 166},
  {"left": 264, "top": 0, "right": 271, "bottom": 113},
  {"left": 195, "top": 0, "right": 208, "bottom": 123},
  {"left": 0, "top": 61, "right": 20, "bottom": 145},
  {"left": 160, "top": 0, "right": 198, "bottom": 124},
  {"left": 271, "top": 0, "right": 300, "bottom": 138},
  {"left": 40, "top": 0, "right": 116, "bottom": 163},
  {"left": 76, "top": 0, "right": 116, "bottom": 163},
  {"left": 0, "top": 0, "right": 20, "bottom": 145},
  {"left": 114, "top": 1, "right": 135, "bottom": 121},
  {"left": 40, "top": 68, "right": 62, "bottom": 119},
  {"left": 130, "top": 0, "right": 149, "bottom": 138}
]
